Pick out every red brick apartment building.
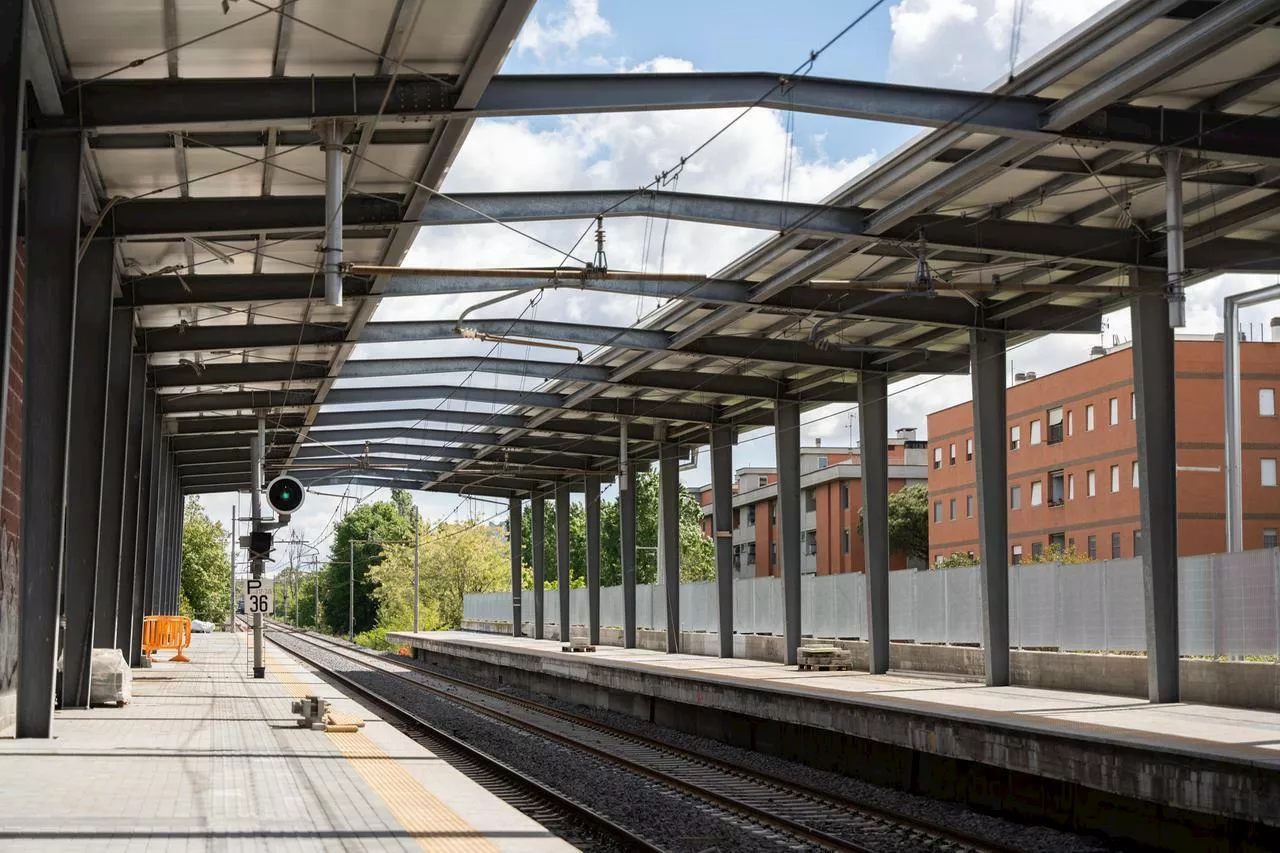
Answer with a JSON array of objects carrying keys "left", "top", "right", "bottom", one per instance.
[
  {"left": 927, "top": 338, "right": 1280, "bottom": 565},
  {"left": 694, "top": 431, "right": 929, "bottom": 576}
]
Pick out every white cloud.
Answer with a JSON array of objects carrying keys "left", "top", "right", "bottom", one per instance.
[
  {"left": 888, "top": 0, "right": 1117, "bottom": 88},
  {"left": 516, "top": 0, "right": 612, "bottom": 60}
]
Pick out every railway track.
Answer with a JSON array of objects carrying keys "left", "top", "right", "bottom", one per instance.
[{"left": 267, "top": 623, "right": 1025, "bottom": 853}]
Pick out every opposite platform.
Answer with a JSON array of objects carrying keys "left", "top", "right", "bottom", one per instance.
[
  {"left": 0, "top": 631, "right": 572, "bottom": 852},
  {"left": 392, "top": 630, "right": 1280, "bottom": 849}
]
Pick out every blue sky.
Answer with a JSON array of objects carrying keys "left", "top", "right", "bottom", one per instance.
[{"left": 204, "top": 0, "right": 1280, "bottom": 569}]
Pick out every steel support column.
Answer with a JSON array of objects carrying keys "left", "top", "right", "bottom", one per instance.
[
  {"left": 129, "top": 390, "right": 158, "bottom": 666},
  {"left": 531, "top": 496, "right": 545, "bottom": 639},
  {"left": 16, "top": 132, "right": 82, "bottom": 737},
  {"left": 710, "top": 424, "right": 734, "bottom": 658},
  {"left": 585, "top": 476, "right": 601, "bottom": 646},
  {"left": 971, "top": 329, "right": 1010, "bottom": 686},
  {"left": 659, "top": 441, "right": 681, "bottom": 653},
  {"left": 775, "top": 401, "right": 802, "bottom": 666},
  {"left": 620, "top": 463, "right": 637, "bottom": 648},
  {"left": 169, "top": 473, "right": 182, "bottom": 613},
  {"left": 115, "top": 355, "right": 145, "bottom": 651},
  {"left": 95, "top": 309, "right": 134, "bottom": 648},
  {"left": 1132, "top": 282, "right": 1179, "bottom": 703},
  {"left": 555, "top": 482, "right": 571, "bottom": 642},
  {"left": 140, "top": 394, "right": 162, "bottom": 629},
  {"left": 859, "top": 374, "right": 891, "bottom": 675},
  {"left": 61, "top": 239, "right": 115, "bottom": 708},
  {"left": 508, "top": 496, "right": 522, "bottom": 636}
]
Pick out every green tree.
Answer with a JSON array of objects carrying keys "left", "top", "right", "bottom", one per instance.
[
  {"left": 857, "top": 483, "right": 930, "bottom": 560},
  {"left": 320, "top": 501, "right": 414, "bottom": 635},
  {"left": 1025, "top": 543, "right": 1091, "bottom": 565},
  {"left": 180, "top": 497, "right": 231, "bottom": 623},
  {"left": 522, "top": 471, "right": 714, "bottom": 589}
]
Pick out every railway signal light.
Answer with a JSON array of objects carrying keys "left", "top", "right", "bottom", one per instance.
[{"left": 266, "top": 475, "right": 306, "bottom": 514}]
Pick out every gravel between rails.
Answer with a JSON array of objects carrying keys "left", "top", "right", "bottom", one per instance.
[
  {"left": 271, "top": 631, "right": 825, "bottom": 853},
  {"left": 343, "top": 638, "right": 1121, "bottom": 853}
]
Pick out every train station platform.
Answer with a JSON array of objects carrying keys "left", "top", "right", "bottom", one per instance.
[
  {"left": 392, "top": 630, "right": 1280, "bottom": 851},
  {"left": 0, "top": 631, "right": 571, "bottom": 852}
]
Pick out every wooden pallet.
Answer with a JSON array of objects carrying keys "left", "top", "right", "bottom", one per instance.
[
  {"left": 561, "top": 643, "right": 596, "bottom": 653},
  {"left": 797, "top": 662, "right": 853, "bottom": 671}
]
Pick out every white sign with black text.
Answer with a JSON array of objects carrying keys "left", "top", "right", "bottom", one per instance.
[{"left": 244, "top": 578, "right": 273, "bottom": 616}]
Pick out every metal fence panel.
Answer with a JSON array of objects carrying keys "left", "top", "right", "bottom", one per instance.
[
  {"left": 1013, "top": 562, "right": 1058, "bottom": 649},
  {"left": 1214, "top": 549, "right": 1278, "bottom": 658},
  {"left": 600, "top": 585, "right": 623, "bottom": 629},
  {"left": 945, "top": 567, "right": 981, "bottom": 644},
  {"left": 1104, "top": 558, "right": 1145, "bottom": 652},
  {"left": 1178, "top": 555, "right": 1214, "bottom": 656},
  {"left": 889, "top": 570, "right": 915, "bottom": 640},
  {"left": 913, "top": 570, "right": 946, "bottom": 644},
  {"left": 1059, "top": 560, "right": 1105, "bottom": 651},
  {"left": 570, "top": 587, "right": 589, "bottom": 629},
  {"left": 682, "top": 582, "right": 716, "bottom": 632}
]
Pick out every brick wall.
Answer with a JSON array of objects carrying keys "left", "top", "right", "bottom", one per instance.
[
  {"left": 0, "top": 241, "right": 24, "bottom": 737},
  {"left": 3, "top": 242, "right": 22, "bottom": 533}
]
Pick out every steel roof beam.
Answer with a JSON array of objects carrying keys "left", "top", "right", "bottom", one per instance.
[
  {"left": 92, "top": 128, "right": 435, "bottom": 150},
  {"left": 59, "top": 69, "right": 1280, "bottom": 162},
  {"left": 152, "top": 360, "right": 331, "bottom": 386},
  {"left": 125, "top": 273, "right": 372, "bottom": 306},
  {"left": 108, "top": 189, "right": 1280, "bottom": 272},
  {"left": 122, "top": 270, "right": 1098, "bottom": 332}
]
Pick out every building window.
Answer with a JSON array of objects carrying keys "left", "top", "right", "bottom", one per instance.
[
  {"left": 933, "top": 447, "right": 942, "bottom": 469},
  {"left": 1068, "top": 473, "right": 1075, "bottom": 500},
  {"left": 1009, "top": 425, "right": 1021, "bottom": 451},
  {"left": 934, "top": 501, "right": 942, "bottom": 523},
  {"left": 1262, "top": 388, "right": 1277, "bottom": 417},
  {"left": 935, "top": 554, "right": 944, "bottom": 565},
  {"left": 1111, "top": 532, "right": 1121, "bottom": 558},
  {"left": 1086, "top": 404, "right": 1095, "bottom": 431},
  {"left": 1012, "top": 545, "right": 1023, "bottom": 565},
  {"left": 1087, "top": 535, "right": 1097, "bottom": 560},
  {"left": 758, "top": 475, "right": 768, "bottom": 488},
  {"left": 1130, "top": 391, "right": 1136, "bottom": 420},
  {"left": 1109, "top": 397, "right": 1119, "bottom": 426},
  {"left": 949, "top": 498, "right": 956, "bottom": 520},
  {"left": 1131, "top": 461, "right": 1139, "bottom": 488},
  {"left": 747, "top": 505, "right": 756, "bottom": 525},
  {"left": 1030, "top": 419, "right": 1042, "bottom": 445},
  {"left": 965, "top": 438, "right": 973, "bottom": 461},
  {"left": 1049, "top": 469, "right": 1065, "bottom": 506},
  {"left": 805, "top": 530, "right": 817, "bottom": 556},
  {"left": 747, "top": 543, "right": 756, "bottom": 565},
  {"left": 949, "top": 443, "right": 957, "bottom": 465},
  {"left": 1010, "top": 485, "right": 1022, "bottom": 510},
  {"left": 770, "top": 543, "right": 777, "bottom": 566},
  {"left": 1133, "top": 530, "right": 1143, "bottom": 557},
  {"left": 816, "top": 455, "right": 828, "bottom": 469},
  {"left": 840, "top": 482, "right": 850, "bottom": 510},
  {"left": 1032, "top": 542, "right": 1044, "bottom": 560},
  {"left": 966, "top": 494, "right": 973, "bottom": 518},
  {"left": 770, "top": 501, "right": 777, "bottom": 526},
  {"left": 1067, "top": 410, "right": 1074, "bottom": 437},
  {"left": 1047, "top": 407, "right": 1063, "bottom": 444},
  {"left": 842, "top": 528, "right": 850, "bottom": 554},
  {"left": 804, "top": 488, "right": 816, "bottom": 513},
  {"left": 1030, "top": 480, "right": 1043, "bottom": 507},
  {"left": 1264, "top": 529, "right": 1278, "bottom": 549},
  {"left": 1110, "top": 464, "right": 1120, "bottom": 493},
  {"left": 1087, "top": 469, "right": 1097, "bottom": 497},
  {"left": 1049, "top": 532, "right": 1066, "bottom": 552},
  {"left": 733, "top": 545, "right": 742, "bottom": 570},
  {"left": 1263, "top": 458, "right": 1278, "bottom": 487}
]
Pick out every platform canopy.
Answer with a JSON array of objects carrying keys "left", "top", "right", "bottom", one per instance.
[{"left": 29, "top": 0, "right": 1280, "bottom": 498}]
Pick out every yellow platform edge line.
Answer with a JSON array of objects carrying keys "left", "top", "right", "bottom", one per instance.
[{"left": 267, "top": 640, "right": 497, "bottom": 853}]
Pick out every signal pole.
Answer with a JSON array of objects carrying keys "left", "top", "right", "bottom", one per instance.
[{"left": 251, "top": 417, "right": 265, "bottom": 678}]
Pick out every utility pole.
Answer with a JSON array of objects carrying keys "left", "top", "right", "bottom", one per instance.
[
  {"left": 250, "top": 417, "right": 265, "bottom": 678},
  {"left": 312, "top": 558, "right": 320, "bottom": 629},
  {"left": 348, "top": 539, "right": 355, "bottom": 642},
  {"left": 413, "top": 506, "right": 421, "bottom": 633}
]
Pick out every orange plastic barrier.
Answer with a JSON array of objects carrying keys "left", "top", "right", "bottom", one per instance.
[{"left": 142, "top": 615, "right": 192, "bottom": 662}]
